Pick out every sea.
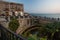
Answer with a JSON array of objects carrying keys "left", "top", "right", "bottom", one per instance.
[{"left": 30, "top": 13, "right": 60, "bottom": 18}]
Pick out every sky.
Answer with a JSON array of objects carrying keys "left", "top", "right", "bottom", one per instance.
[{"left": 4, "top": 0, "right": 60, "bottom": 13}]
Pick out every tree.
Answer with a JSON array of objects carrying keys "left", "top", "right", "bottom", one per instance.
[{"left": 9, "top": 18, "right": 19, "bottom": 32}]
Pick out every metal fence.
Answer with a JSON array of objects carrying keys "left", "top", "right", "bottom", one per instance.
[{"left": 0, "top": 24, "right": 27, "bottom": 40}]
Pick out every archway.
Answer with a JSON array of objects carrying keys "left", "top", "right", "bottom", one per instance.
[{"left": 21, "top": 26, "right": 40, "bottom": 37}]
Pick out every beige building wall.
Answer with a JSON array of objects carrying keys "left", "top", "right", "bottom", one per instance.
[{"left": 0, "top": 1, "right": 24, "bottom": 16}]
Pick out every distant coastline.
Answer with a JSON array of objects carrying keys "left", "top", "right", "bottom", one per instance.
[{"left": 30, "top": 13, "right": 60, "bottom": 18}]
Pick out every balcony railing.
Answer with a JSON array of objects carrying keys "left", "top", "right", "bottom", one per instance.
[{"left": 0, "top": 24, "right": 27, "bottom": 40}]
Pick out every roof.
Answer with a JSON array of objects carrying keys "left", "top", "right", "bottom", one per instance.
[{"left": 0, "top": 1, "right": 23, "bottom": 5}]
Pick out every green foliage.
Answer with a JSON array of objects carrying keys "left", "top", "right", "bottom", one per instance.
[
  {"left": 28, "top": 36, "right": 35, "bottom": 40},
  {"left": 22, "top": 21, "right": 60, "bottom": 40},
  {"left": 45, "top": 22, "right": 60, "bottom": 33},
  {"left": 40, "top": 37, "right": 47, "bottom": 40},
  {"left": 9, "top": 18, "right": 19, "bottom": 32},
  {"left": 28, "top": 34, "right": 39, "bottom": 40}
]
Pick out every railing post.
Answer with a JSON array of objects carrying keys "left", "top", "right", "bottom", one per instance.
[
  {"left": 0, "top": 24, "right": 27, "bottom": 40},
  {"left": 0, "top": 27, "right": 1, "bottom": 40}
]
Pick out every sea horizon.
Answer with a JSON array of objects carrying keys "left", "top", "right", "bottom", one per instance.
[{"left": 30, "top": 13, "right": 60, "bottom": 18}]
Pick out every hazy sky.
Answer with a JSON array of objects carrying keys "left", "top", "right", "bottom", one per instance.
[{"left": 4, "top": 0, "right": 60, "bottom": 13}]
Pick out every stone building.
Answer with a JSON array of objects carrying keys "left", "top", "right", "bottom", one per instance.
[
  {"left": 0, "top": 1, "right": 36, "bottom": 34},
  {"left": 0, "top": 1, "right": 24, "bottom": 16},
  {"left": 16, "top": 13, "right": 35, "bottom": 34},
  {"left": 0, "top": 1, "right": 24, "bottom": 29}
]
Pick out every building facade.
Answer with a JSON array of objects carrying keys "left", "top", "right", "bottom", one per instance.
[
  {"left": 0, "top": 1, "right": 24, "bottom": 16},
  {"left": 0, "top": 1, "right": 35, "bottom": 34}
]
